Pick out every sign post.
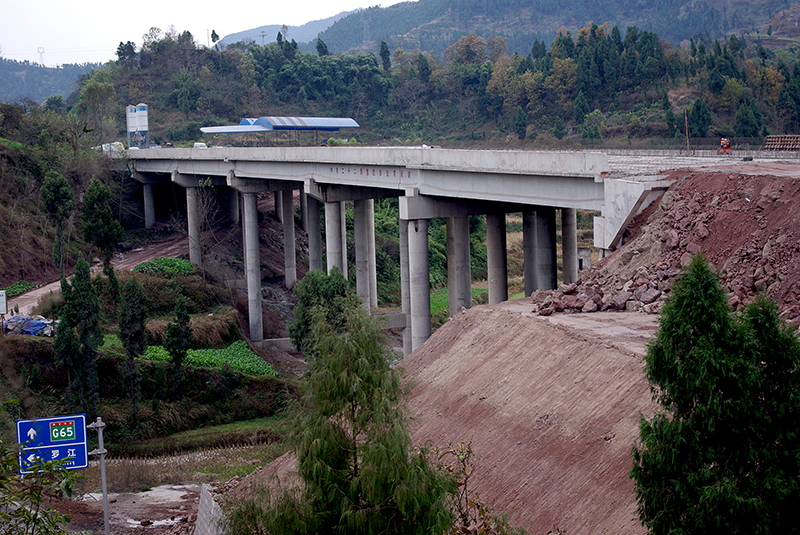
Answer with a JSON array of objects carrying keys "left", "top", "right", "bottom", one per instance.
[
  {"left": 0, "top": 289, "right": 6, "bottom": 338},
  {"left": 16, "top": 414, "right": 88, "bottom": 474}
]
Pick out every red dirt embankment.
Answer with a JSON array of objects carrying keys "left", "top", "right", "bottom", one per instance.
[{"left": 404, "top": 307, "right": 657, "bottom": 534}]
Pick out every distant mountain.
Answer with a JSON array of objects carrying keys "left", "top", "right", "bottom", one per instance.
[
  {"left": 314, "top": 0, "right": 788, "bottom": 56},
  {"left": 220, "top": 10, "right": 358, "bottom": 49},
  {"left": 0, "top": 58, "right": 101, "bottom": 104}
]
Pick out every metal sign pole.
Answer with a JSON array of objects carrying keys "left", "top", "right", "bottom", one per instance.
[{"left": 88, "top": 417, "right": 110, "bottom": 535}]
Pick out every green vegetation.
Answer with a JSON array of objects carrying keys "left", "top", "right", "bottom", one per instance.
[
  {"left": 631, "top": 254, "right": 800, "bottom": 533},
  {"left": 2, "top": 281, "right": 34, "bottom": 298},
  {"left": 430, "top": 287, "right": 489, "bottom": 315},
  {"left": 228, "top": 282, "right": 456, "bottom": 534},
  {"left": 133, "top": 257, "right": 196, "bottom": 276},
  {"left": 141, "top": 341, "right": 277, "bottom": 377},
  {"left": 1, "top": 441, "right": 77, "bottom": 535}
]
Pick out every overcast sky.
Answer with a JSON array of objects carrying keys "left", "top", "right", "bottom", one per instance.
[{"left": 1, "top": 0, "right": 406, "bottom": 67}]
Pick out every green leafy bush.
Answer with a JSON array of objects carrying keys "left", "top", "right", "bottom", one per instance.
[
  {"left": 141, "top": 341, "right": 277, "bottom": 377},
  {"left": 133, "top": 257, "right": 195, "bottom": 276},
  {"left": 3, "top": 280, "right": 34, "bottom": 297}
]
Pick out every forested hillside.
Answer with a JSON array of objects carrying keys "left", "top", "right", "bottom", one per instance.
[
  {"left": 313, "top": 0, "right": 791, "bottom": 57},
  {"left": 46, "top": 16, "right": 800, "bottom": 150},
  {"left": 0, "top": 58, "right": 101, "bottom": 104}
]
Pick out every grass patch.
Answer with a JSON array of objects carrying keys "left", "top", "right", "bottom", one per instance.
[{"left": 430, "top": 287, "right": 489, "bottom": 315}]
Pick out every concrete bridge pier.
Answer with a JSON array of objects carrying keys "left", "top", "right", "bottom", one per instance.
[
  {"left": 325, "top": 201, "right": 345, "bottom": 274},
  {"left": 408, "top": 219, "right": 431, "bottom": 352},
  {"left": 399, "top": 219, "right": 411, "bottom": 356},
  {"left": 243, "top": 192, "right": 263, "bottom": 341},
  {"left": 307, "top": 196, "right": 323, "bottom": 271},
  {"left": 486, "top": 212, "right": 508, "bottom": 304},
  {"left": 186, "top": 185, "right": 202, "bottom": 267},
  {"left": 354, "top": 199, "right": 371, "bottom": 309},
  {"left": 143, "top": 183, "right": 155, "bottom": 229},
  {"left": 561, "top": 208, "right": 578, "bottom": 285},
  {"left": 275, "top": 191, "right": 284, "bottom": 224},
  {"left": 228, "top": 188, "right": 240, "bottom": 226},
  {"left": 447, "top": 215, "right": 472, "bottom": 315},
  {"left": 523, "top": 208, "right": 557, "bottom": 296},
  {"left": 282, "top": 190, "right": 297, "bottom": 289}
]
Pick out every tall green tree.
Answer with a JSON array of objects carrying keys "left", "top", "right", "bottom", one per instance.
[
  {"left": 288, "top": 267, "right": 359, "bottom": 356},
  {"left": 119, "top": 278, "right": 147, "bottom": 421},
  {"left": 631, "top": 254, "right": 800, "bottom": 534},
  {"left": 40, "top": 171, "right": 75, "bottom": 276},
  {"left": 230, "top": 298, "right": 455, "bottom": 534},
  {"left": 54, "top": 257, "right": 101, "bottom": 417},
  {"left": 380, "top": 40, "right": 391, "bottom": 72},
  {"left": 82, "top": 177, "right": 123, "bottom": 298},
  {"left": 688, "top": 98, "right": 712, "bottom": 137},
  {"left": 514, "top": 106, "right": 528, "bottom": 140},
  {"left": 734, "top": 102, "right": 759, "bottom": 137},
  {"left": 164, "top": 295, "right": 193, "bottom": 396},
  {"left": 573, "top": 90, "right": 589, "bottom": 124}
]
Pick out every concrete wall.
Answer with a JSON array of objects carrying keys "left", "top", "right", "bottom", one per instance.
[{"left": 196, "top": 484, "right": 225, "bottom": 535}]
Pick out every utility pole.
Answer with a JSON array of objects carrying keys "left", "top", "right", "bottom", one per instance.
[{"left": 260, "top": 31, "right": 267, "bottom": 45}]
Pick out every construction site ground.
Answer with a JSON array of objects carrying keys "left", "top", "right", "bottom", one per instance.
[{"left": 7, "top": 154, "right": 800, "bottom": 534}]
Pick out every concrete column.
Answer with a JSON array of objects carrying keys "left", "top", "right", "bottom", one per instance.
[
  {"left": 399, "top": 219, "right": 411, "bottom": 357},
  {"left": 282, "top": 189, "right": 297, "bottom": 289},
  {"left": 447, "top": 216, "right": 471, "bottom": 316},
  {"left": 408, "top": 219, "right": 431, "bottom": 351},
  {"left": 324, "top": 201, "right": 344, "bottom": 274},
  {"left": 243, "top": 192, "right": 263, "bottom": 342},
  {"left": 523, "top": 208, "right": 557, "bottom": 296},
  {"left": 536, "top": 207, "right": 558, "bottom": 291},
  {"left": 186, "top": 186, "right": 202, "bottom": 267},
  {"left": 228, "top": 188, "right": 240, "bottom": 226},
  {"left": 523, "top": 211, "right": 535, "bottom": 297},
  {"left": 275, "top": 191, "right": 283, "bottom": 224},
  {"left": 354, "top": 199, "right": 370, "bottom": 310},
  {"left": 562, "top": 208, "right": 578, "bottom": 285},
  {"left": 486, "top": 212, "right": 508, "bottom": 304},
  {"left": 143, "top": 183, "right": 155, "bottom": 229},
  {"left": 307, "top": 196, "right": 323, "bottom": 271},
  {"left": 300, "top": 191, "right": 309, "bottom": 233},
  {"left": 367, "top": 199, "right": 378, "bottom": 309},
  {"left": 340, "top": 201, "right": 348, "bottom": 279}
]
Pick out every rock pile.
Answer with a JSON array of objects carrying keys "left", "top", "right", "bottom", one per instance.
[{"left": 531, "top": 166, "right": 800, "bottom": 326}]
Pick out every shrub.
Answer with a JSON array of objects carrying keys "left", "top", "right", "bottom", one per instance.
[
  {"left": 2, "top": 280, "right": 34, "bottom": 297},
  {"left": 133, "top": 257, "right": 195, "bottom": 276}
]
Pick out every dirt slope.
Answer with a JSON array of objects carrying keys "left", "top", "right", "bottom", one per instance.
[{"left": 404, "top": 306, "right": 658, "bottom": 534}]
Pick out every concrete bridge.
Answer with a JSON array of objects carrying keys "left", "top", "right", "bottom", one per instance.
[{"left": 128, "top": 146, "right": 665, "bottom": 354}]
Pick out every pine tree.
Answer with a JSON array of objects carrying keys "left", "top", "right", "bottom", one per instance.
[
  {"left": 54, "top": 257, "right": 101, "bottom": 417},
  {"left": 514, "top": 106, "right": 528, "bottom": 140},
  {"left": 230, "top": 302, "right": 455, "bottom": 534},
  {"left": 164, "top": 295, "right": 193, "bottom": 396},
  {"left": 81, "top": 177, "right": 123, "bottom": 298},
  {"left": 631, "top": 254, "right": 800, "bottom": 534},
  {"left": 573, "top": 90, "right": 589, "bottom": 124},
  {"left": 40, "top": 171, "right": 75, "bottom": 277},
  {"left": 119, "top": 278, "right": 147, "bottom": 421}
]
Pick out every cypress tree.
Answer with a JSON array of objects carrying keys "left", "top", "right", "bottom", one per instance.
[
  {"left": 119, "top": 278, "right": 147, "bottom": 421},
  {"left": 632, "top": 254, "right": 800, "bottom": 534}
]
